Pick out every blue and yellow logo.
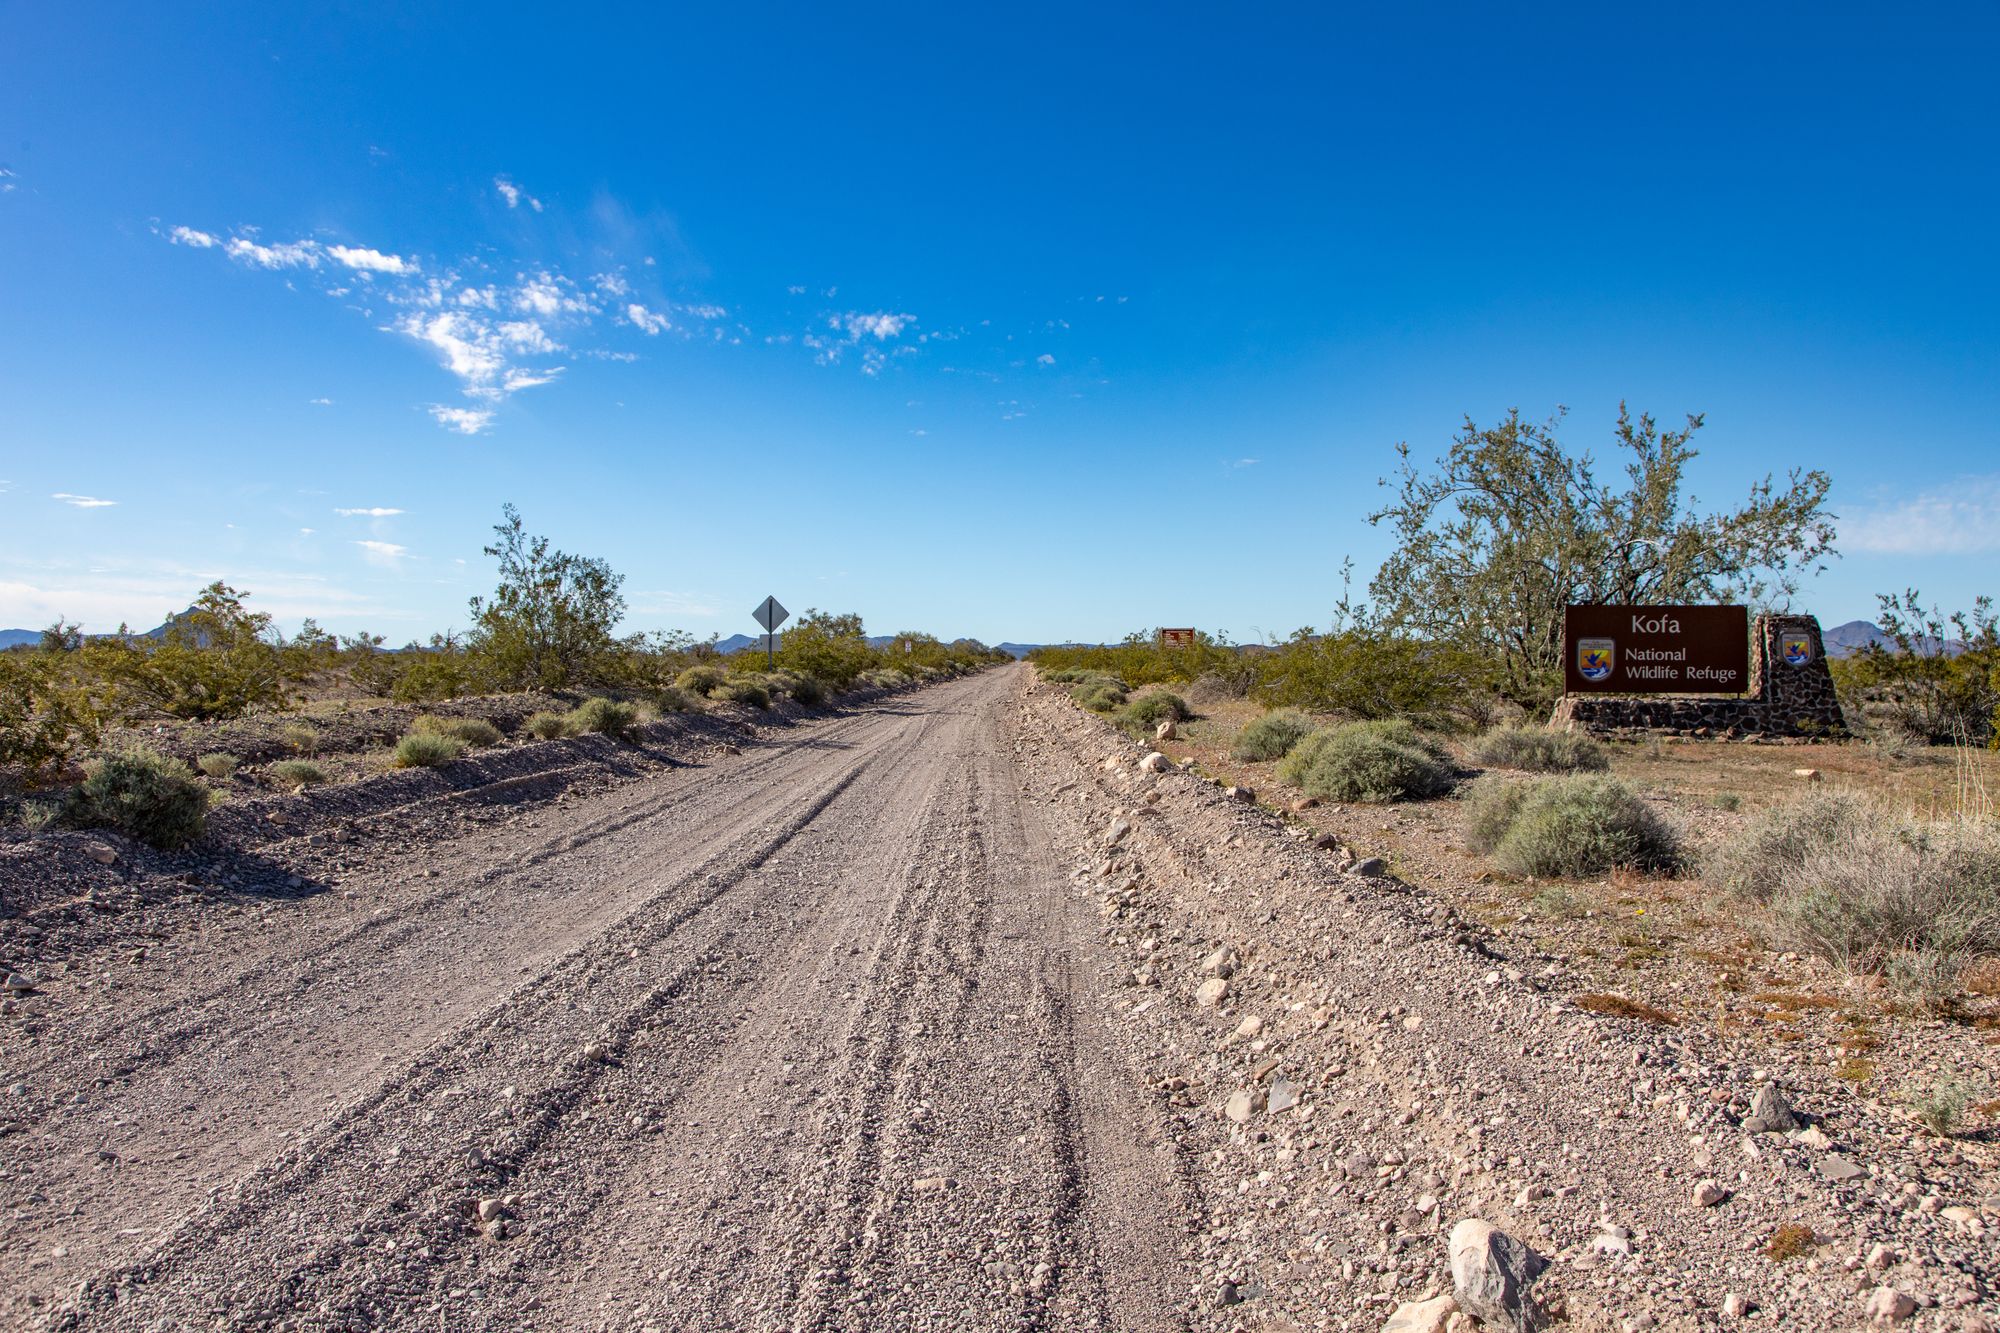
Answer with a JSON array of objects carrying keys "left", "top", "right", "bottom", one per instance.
[
  {"left": 1782, "top": 636, "right": 1812, "bottom": 666},
  {"left": 1577, "top": 638, "right": 1615, "bottom": 682}
]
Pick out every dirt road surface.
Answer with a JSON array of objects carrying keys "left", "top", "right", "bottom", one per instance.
[{"left": 3, "top": 667, "right": 1992, "bottom": 1331}]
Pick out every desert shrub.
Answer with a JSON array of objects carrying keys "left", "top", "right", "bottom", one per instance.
[
  {"left": 281, "top": 723, "right": 320, "bottom": 756},
  {"left": 1759, "top": 817, "right": 2000, "bottom": 1006},
  {"left": 567, "top": 696, "right": 642, "bottom": 738},
  {"left": 786, "top": 675, "right": 827, "bottom": 708},
  {"left": 267, "top": 759, "right": 327, "bottom": 788},
  {"left": 524, "top": 711, "right": 571, "bottom": 740},
  {"left": 1907, "top": 1077, "right": 1977, "bottom": 1137},
  {"left": 1711, "top": 792, "right": 1742, "bottom": 812},
  {"left": 1118, "top": 692, "right": 1190, "bottom": 731},
  {"left": 1465, "top": 773, "right": 1680, "bottom": 878},
  {"left": 1473, "top": 724, "right": 1607, "bottom": 773},
  {"left": 1277, "top": 719, "right": 1454, "bottom": 803},
  {"left": 63, "top": 749, "right": 212, "bottom": 849},
  {"left": 196, "top": 752, "right": 239, "bottom": 780},
  {"left": 712, "top": 678, "right": 772, "bottom": 709},
  {"left": 125, "top": 582, "right": 290, "bottom": 720},
  {"left": 1254, "top": 627, "right": 1495, "bottom": 730},
  {"left": 651, "top": 686, "right": 699, "bottom": 713},
  {"left": 394, "top": 732, "right": 466, "bottom": 768},
  {"left": 390, "top": 655, "right": 476, "bottom": 703},
  {"left": 19, "top": 800, "right": 61, "bottom": 831},
  {"left": 676, "top": 665, "right": 728, "bottom": 697},
  {"left": 859, "top": 668, "right": 909, "bottom": 690},
  {"left": 0, "top": 650, "right": 120, "bottom": 779},
  {"left": 1075, "top": 681, "right": 1128, "bottom": 712},
  {"left": 1707, "top": 791, "right": 1871, "bottom": 904},
  {"left": 1231, "top": 709, "right": 1316, "bottom": 761},
  {"left": 413, "top": 715, "right": 502, "bottom": 748}
]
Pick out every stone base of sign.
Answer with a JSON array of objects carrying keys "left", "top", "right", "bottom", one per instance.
[{"left": 1551, "top": 613, "right": 1847, "bottom": 741}]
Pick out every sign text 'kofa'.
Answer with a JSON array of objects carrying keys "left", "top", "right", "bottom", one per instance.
[{"left": 1562, "top": 605, "right": 1748, "bottom": 696}]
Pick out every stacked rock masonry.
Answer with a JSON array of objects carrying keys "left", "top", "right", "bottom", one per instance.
[{"left": 1550, "top": 613, "right": 1847, "bottom": 740}]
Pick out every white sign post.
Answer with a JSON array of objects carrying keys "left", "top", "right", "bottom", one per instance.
[{"left": 752, "top": 596, "right": 790, "bottom": 670}]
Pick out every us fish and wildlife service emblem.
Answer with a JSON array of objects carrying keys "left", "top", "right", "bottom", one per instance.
[
  {"left": 1783, "top": 636, "right": 1813, "bottom": 666},
  {"left": 1577, "top": 638, "right": 1615, "bottom": 683}
]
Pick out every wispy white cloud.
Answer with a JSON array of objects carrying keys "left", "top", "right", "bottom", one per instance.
[
  {"left": 169, "top": 225, "right": 219, "bottom": 248},
  {"left": 309, "top": 396, "right": 333, "bottom": 406},
  {"left": 353, "top": 539, "right": 409, "bottom": 566},
  {"left": 1231, "top": 458, "right": 1259, "bottom": 469},
  {"left": 1846, "top": 475, "right": 2000, "bottom": 555},
  {"left": 0, "top": 167, "right": 16, "bottom": 194},
  {"left": 495, "top": 175, "right": 543, "bottom": 212},
  {"left": 328, "top": 244, "right": 416, "bottom": 275},
  {"left": 629, "top": 589, "right": 720, "bottom": 617},
  {"left": 225, "top": 235, "right": 322, "bottom": 269},
  {"left": 53, "top": 492, "right": 116, "bottom": 508},
  {"left": 840, "top": 311, "right": 914, "bottom": 340},
  {"left": 626, "top": 302, "right": 671, "bottom": 335},
  {"left": 334, "top": 506, "right": 404, "bottom": 517},
  {"left": 429, "top": 405, "right": 495, "bottom": 435},
  {"left": 1036, "top": 353, "right": 1056, "bottom": 366}
]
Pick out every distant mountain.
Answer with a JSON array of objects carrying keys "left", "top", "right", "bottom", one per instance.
[
  {"left": 1822, "top": 620, "right": 1894, "bottom": 658},
  {"left": 0, "top": 628, "right": 41, "bottom": 650}
]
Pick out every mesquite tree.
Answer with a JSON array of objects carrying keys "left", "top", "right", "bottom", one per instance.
[{"left": 1368, "top": 405, "right": 1837, "bottom": 711}]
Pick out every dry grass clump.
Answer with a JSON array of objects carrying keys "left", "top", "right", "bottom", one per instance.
[
  {"left": 394, "top": 732, "right": 465, "bottom": 768},
  {"left": 1118, "top": 691, "right": 1190, "bottom": 732},
  {"left": 524, "top": 711, "right": 570, "bottom": 740},
  {"left": 195, "top": 752, "right": 239, "bottom": 780},
  {"left": 1231, "top": 709, "right": 1315, "bottom": 762},
  {"left": 63, "top": 749, "right": 213, "bottom": 849},
  {"left": 1473, "top": 724, "right": 1608, "bottom": 773},
  {"left": 1572, "top": 992, "right": 1678, "bottom": 1024},
  {"left": 1278, "top": 719, "right": 1454, "bottom": 803},
  {"left": 267, "top": 759, "right": 328, "bottom": 789},
  {"left": 675, "top": 665, "right": 728, "bottom": 697},
  {"left": 1466, "top": 774, "right": 1681, "bottom": 879},
  {"left": 1711, "top": 792, "right": 2000, "bottom": 1009},
  {"left": 281, "top": 722, "right": 320, "bottom": 756},
  {"left": 567, "top": 696, "right": 645, "bottom": 738},
  {"left": 413, "top": 715, "right": 502, "bottom": 747},
  {"left": 1765, "top": 1223, "right": 1816, "bottom": 1262},
  {"left": 1907, "top": 1077, "right": 1977, "bottom": 1137}
]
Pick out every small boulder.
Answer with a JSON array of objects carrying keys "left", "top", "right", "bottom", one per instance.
[
  {"left": 1139, "top": 751, "right": 1171, "bottom": 774},
  {"left": 1721, "top": 1293, "right": 1750, "bottom": 1318},
  {"left": 475, "top": 1197, "right": 504, "bottom": 1223},
  {"left": 1105, "top": 818, "right": 1132, "bottom": 845},
  {"left": 1154, "top": 719, "right": 1177, "bottom": 742},
  {"left": 1352, "top": 856, "right": 1388, "bottom": 877},
  {"left": 1793, "top": 768, "right": 1823, "bottom": 781},
  {"left": 85, "top": 843, "right": 118, "bottom": 866},
  {"left": 1195, "top": 977, "right": 1229, "bottom": 1007},
  {"left": 1382, "top": 1294, "right": 1458, "bottom": 1333},
  {"left": 1266, "top": 1078, "right": 1300, "bottom": 1114},
  {"left": 1742, "top": 1081, "right": 1799, "bottom": 1135},
  {"left": 1225, "top": 785, "right": 1255, "bottom": 803},
  {"left": 1202, "top": 946, "right": 1237, "bottom": 978},
  {"left": 1864, "top": 1287, "right": 1917, "bottom": 1323},
  {"left": 1692, "top": 1178, "right": 1728, "bottom": 1208},
  {"left": 1448, "top": 1218, "right": 1548, "bottom": 1333},
  {"left": 1224, "top": 1088, "right": 1263, "bottom": 1123}
]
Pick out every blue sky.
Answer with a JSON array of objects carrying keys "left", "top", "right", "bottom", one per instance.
[{"left": 2, "top": 4, "right": 1996, "bottom": 644}]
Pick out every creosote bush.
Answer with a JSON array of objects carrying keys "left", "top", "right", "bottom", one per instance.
[
  {"left": 267, "top": 759, "right": 328, "bottom": 788},
  {"left": 1466, "top": 773, "right": 1681, "bottom": 879},
  {"left": 1277, "top": 719, "right": 1454, "bottom": 803},
  {"left": 567, "top": 696, "right": 643, "bottom": 739},
  {"left": 675, "top": 665, "right": 728, "bottom": 697},
  {"left": 413, "top": 715, "right": 502, "bottom": 748},
  {"left": 524, "top": 711, "right": 571, "bottom": 740},
  {"left": 195, "top": 752, "right": 239, "bottom": 780},
  {"left": 1473, "top": 724, "right": 1608, "bottom": 774},
  {"left": 1117, "top": 691, "right": 1189, "bottom": 732},
  {"left": 394, "top": 732, "right": 466, "bottom": 768},
  {"left": 1231, "top": 709, "right": 1316, "bottom": 762},
  {"left": 63, "top": 749, "right": 212, "bottom": 849}
]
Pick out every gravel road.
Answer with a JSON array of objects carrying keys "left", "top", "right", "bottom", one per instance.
[{"left": 3, "top": 666, "right": 1992, "bottom": 1331}]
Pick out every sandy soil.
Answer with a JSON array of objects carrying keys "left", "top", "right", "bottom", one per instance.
[{"left": 0, "top": 667, "right": 1993, "bottom": 1331}]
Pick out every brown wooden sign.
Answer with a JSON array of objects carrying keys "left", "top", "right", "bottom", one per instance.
[
  {"left": 1158, "top": 628, "right": 1197, "bottom": 649},
  {"left": 1562, "top": 605, "right": 1749, "bottom": 695}
]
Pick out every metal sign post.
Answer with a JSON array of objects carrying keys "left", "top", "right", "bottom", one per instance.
[{"left": 753, "top": 596, "right": 790, "bottom": 670}]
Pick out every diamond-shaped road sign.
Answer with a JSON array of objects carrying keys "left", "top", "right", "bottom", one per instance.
[{"left": 753, "top": 596, "right": 789, "bottom": 633}]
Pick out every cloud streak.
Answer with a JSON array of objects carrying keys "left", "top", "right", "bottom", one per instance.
[
  {"left": 53, "top": 492, "right": 116, "bottom": 508},
  {"left": 1845, "top": 475, "right": 2000, "bottom": 555}
]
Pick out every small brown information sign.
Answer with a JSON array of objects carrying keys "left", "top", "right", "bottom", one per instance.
[
  {"left": 1158, "top": 628, "right": 1198, "bottom": 649},
  {"left": 1562, "top": 605, "right": 1749, "bottom": 695}
]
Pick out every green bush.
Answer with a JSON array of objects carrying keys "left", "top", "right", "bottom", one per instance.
[
  {"left": 394, "top": 732, "right": 466, "bottom": 768},
  {"left": 524, "top": 710, "right": 571, "bottom": 740},
  {"left": 413, "top": 715, "right": 503, "bottom": 747},
  {"left": 267, "top": 759, "right": 328, "bottom": 788},
  {"left": 195, "top": 752, "right": 239, "bottom": 780},
  {"left": 1277, "top": 719, "right": 1454, "bottom": 803},
  {"left": 711, "top": 678, "right": 771, "bottom": 709},
  {"left": 1465, "top": 773, "right": 1680, "bottom": 878},
  {"left": 1118, "top": 692, "right": 1190, "bottom": 730},
  {"left": 1706, "top": 790, "right": 1870, "bottom": 904},
  {"left": 1231, "top": 709, "right": 1316, "bottom": 761},
  {"left": 1473, "top": 725, "right": 1607, "bottom": 773},
  {"left": 1075, "top": 681, "right": 1128, "bottom": 712},
  {"left": 676, "top": 665, "right": 728, "bottom": 697},
  {"left": 786, "top": 675, "right": 827, "bottom": 708},
  {"left": 652, "top": 686, "right": 699, "bottom": 713},
  {"left": 281, "top": 723, "right": 320, "bottom": 756},
  {"left": 63, "top": 749, "right": 212, "bottom": 849},
  {"left": 567, "top": 696, "right": 643, "bottom": 738}
]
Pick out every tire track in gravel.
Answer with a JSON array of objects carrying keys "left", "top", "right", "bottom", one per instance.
[{"left": 3, "top": 698, "right": 945, "bottom": 1327}]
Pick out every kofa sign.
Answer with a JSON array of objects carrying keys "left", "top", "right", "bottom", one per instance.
[
  {"left": 1158, "top": 628, "right": 1198, "bottom": 649},
  {"left": 1562, "top": 605, "right": 1749, "bottom": 695}
]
